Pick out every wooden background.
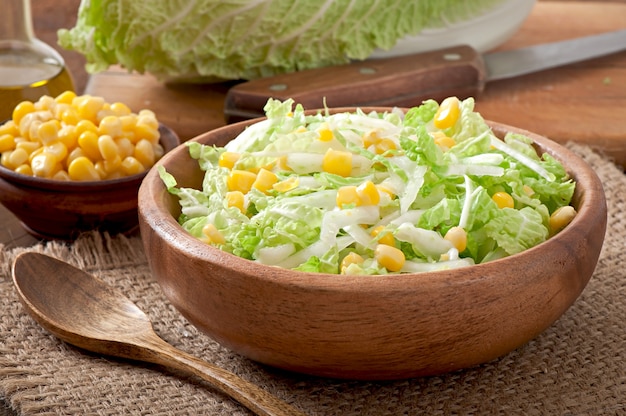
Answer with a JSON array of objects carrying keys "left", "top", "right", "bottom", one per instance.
[{"left": 34, "top": 0, "right": 626, "bottom": 99}]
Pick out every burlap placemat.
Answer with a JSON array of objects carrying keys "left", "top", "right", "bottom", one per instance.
[{"left": 0, "top": 143, "right": 624, "bottom": 416}]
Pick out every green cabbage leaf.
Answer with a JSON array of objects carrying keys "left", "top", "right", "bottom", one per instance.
[{"left": 59, "top": 0, "right": 506, "bottom": 81}]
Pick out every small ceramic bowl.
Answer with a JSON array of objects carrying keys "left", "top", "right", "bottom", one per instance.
[
  {"left": 138, "top": 112, "right": 606, "bottom": 380},
  {"left": 0, "top": 124, "right": 179, "bottom": 240}
]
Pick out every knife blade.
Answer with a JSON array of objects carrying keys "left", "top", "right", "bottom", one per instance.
[{"left": 224, "top": 29, "right": 626, "bottom": 122}]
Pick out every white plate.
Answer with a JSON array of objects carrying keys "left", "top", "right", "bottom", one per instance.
[{"left": 369, "top": 0, "right": 536, "bottom": 58}]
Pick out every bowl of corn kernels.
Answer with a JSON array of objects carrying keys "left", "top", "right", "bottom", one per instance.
[{"left": 0, "top": 91, "right": 179, "bottom": 240}]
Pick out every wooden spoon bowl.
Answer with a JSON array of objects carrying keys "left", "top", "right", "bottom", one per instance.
[{"left": 138, "top": 111, "right": 606, "bottom": 380}]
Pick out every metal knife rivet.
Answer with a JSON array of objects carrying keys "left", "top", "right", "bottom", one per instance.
[
  {"left": 359, "top": 67, "right": 377, "bottom": 75},
  {"left": 269, "top": 83, "right": 288, "bottom": 91},
  {"left": 443, "top": 53, "right": 462, "bottom": 61}
]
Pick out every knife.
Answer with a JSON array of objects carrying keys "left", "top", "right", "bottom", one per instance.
[{"left": 224, "top": 29, "right": 626, "bottom": 122}]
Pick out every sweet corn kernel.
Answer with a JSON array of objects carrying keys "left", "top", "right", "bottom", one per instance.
[
  {"left": 119, "top": 115, "right": 137, "bottom": 131},
  {"left": 109, "top": 102, "right": 132, "bottom": 116},
  {"left": 227, "top": 170, "right": 257, "bottom": 193},
  {"left": 121, "top": 130, "right": 135, "bottom": 142},
  {"left": 97, "top": 109, "right": 116, "bottom": 124},
  {"left": 14, "top": 164, "right": 33, "bottom": 176},
  {"left": 103, "top": 154, "right": 122, "bottom": 174},
  {"left": 27, "top": 146, "right": 43, "bottom": 163},
  {"left": 76, "top": 95, "right": 105, "bottom": 123},
  {"left": 74, "top": 119, "right": 98, "bottom": 136},
  {"left": 12, "top": 101, "right": 35, "bottom": 125},
  {"left": 34, "top": 95, "right": 55, "bottom": 111},
  {"left": 55, "top": 90, "right": 76, "bottom": 105},
  {"left": 59, "top": 107, "right": 79, "bottom": 125},
  {"left": 322, "top": 148, "right": 352, "bottom": 177},
  {"left": 444, "top": 226, "right": 467, "bottom": 252},
  {"left": 133, "top": 122, "right": 160, "bottom": 143},
  {"left": 28, "top": 119, "right": 44, "bottom": 142},
  {"left": 18, "top": 112, "right": 41, "bottom": 139},
  {"left": 51, "top": 170, "right": 71, "bottom": 181},
  {"left": 15, "top": 140, "right": 41, "bottom": 155},
  {"left": 336, "top": 185, "right": 359, "bottom": 208},
  {"left": 44, "top": 142, "right": 68, "bottom": 163},
  {"left": 218, "top": 151, "right": 240, "bottom": 169},
  {"left": 57, "top": 125, "right": 77, "bottom": 149},
  {"left": 371, "top": 225, "right": 395, "bottom": 246},
  {"left": 374, "top": 244, "right": 405, "bottom": 272},
  {"left": 0, "top": 120, "right": 19, "bottom": 136},
  {"left": 98, "top": 134, "right": 120, "bottom": 161},
  {"left": 0, "top": 134, "right": 15, "bottom": 153},
  {"left": 362, "top": 131, "right": 381, "bottom": 148},
  {"left": 273, "top": 176, "right": 299, "bottom": 193},
  {"left": 98, "top": 115, "right": 124, "bottom": 138},
  {"left": 432, "top": 131, "right": 456, "bottom": 150},
  {"left": 138, "top": 109, "right": 156, "bottom": 118},
  {"left": 68, "top": 156, "right": 100, "bottom": 181},
  {"left": 120, "top": 156, "right": 145, "bottom": 176},
  {"left": 6, "top": 148, "right": 29, "bottom": 169},
  {"left": 134, "top": 139, "right": 156, "bottom": 167},
  {"left": 52, "top": 103, "right": 69, "bottom": 121},
  {"left": 340, "top": 252, "right": 364, "bottom": 274},
  {"left": 549, "top": 206, "right": 576, "bottom": 234},
  {"left": 252, "top": 168, "right": 278, "bottom": 194},
  {"left": 67, "top": 147, "right": 87, "bottom": 167},
  {"left": 492, "top": 191, "right": 515, "bottom": 209},
  {"left": 374, "top": 138, "right": 397, "bottom": 155},
  {"left": 202, "top": 223, "right": 225, "bottom": 245},
  {"left": 31, "top": 152, "right": 61, "bottom": 178},
  {"left": 434, "top": 97, "right": 460, "bottom": 130},
  {"left": 105, "top": 171, "right": 124, "bottom": 180},
  {"left": 78, "top": 131, "right": 102, "bottom": 161},
  {"left": 275, "top": 155, "right": 291, "bottom": 171},
  {"left": 226, "top": 191, "right": 246, "bottom": 213},
  {"left": 356, "top": 181, "right": 380, "bottom": 206},
  {"left": 37, "top": 120, "right": 60, "bottom": 145},
  {"left": 115, "top": 137, "right": 134, "bottom": 159},
  {"left": 317, "top": 123, "right": 334, "bottom": 142},
  {"left": 137, "top": 113, "right": 159, "bottom": 130},
  {"left": 94, "top": 160, "right": 107, "bottom": 179},
  {"left": 0, "top": 152, "right": 10, "bottom": 169}
]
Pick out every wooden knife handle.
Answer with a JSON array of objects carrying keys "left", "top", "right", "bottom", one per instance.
[{"left": 224, "top": 44, "right": 487, "bottom": 122}]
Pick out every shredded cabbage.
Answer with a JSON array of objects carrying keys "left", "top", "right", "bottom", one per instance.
[{"left": 160, "top": 97, "right": 576, "bottom": 275}]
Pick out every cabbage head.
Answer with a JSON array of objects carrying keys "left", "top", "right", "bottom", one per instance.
[{"left": 58, "top": 0, "right": 506, "bottom": 82}]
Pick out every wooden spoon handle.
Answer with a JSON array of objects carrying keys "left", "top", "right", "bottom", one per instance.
[
  {"left": 224, "top": 44, "right": 487, "bottom": 122},
  {"left": 146, "top": 336, "right": 306, "bottom": 416}
]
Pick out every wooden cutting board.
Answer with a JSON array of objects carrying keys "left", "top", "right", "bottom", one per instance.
[{"left": 85, "top": 1, "right": 626, "bottom": 167}]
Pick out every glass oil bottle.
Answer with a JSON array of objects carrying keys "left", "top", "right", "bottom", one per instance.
[{"left": 0, "top": 0, "right": 75, "bottom": 121}]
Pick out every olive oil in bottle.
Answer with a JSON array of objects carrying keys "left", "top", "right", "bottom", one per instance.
[
  {"left": 0, "top": 0, "right": 75, "bottom": 121},
  {"left": 0, "top": 49, "right": 74, "bottom": 121}
]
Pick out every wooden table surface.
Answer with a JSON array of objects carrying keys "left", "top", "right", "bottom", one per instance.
[{"left": 1, "top": 0, "right": 625, "bottom": 250}]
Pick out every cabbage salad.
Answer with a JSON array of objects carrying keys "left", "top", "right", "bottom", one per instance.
[{"left": 160, "top": 97, "right": 576, "bottom": 275}]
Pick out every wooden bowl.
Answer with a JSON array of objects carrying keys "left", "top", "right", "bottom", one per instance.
[
  {"left": 138, "top": 113, "right": 606, "bottom": 380},
  {"left": 0, "top": 125, "right": 179, "bottom": 240}
]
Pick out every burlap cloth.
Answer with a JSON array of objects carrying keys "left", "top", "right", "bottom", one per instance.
[{"left": 0, "top": 143, "right": 624, "bottom": 416}]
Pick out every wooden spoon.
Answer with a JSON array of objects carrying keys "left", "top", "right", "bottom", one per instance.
[{"left": 11, "top": 252, "right": 306, "bottom": 416}]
